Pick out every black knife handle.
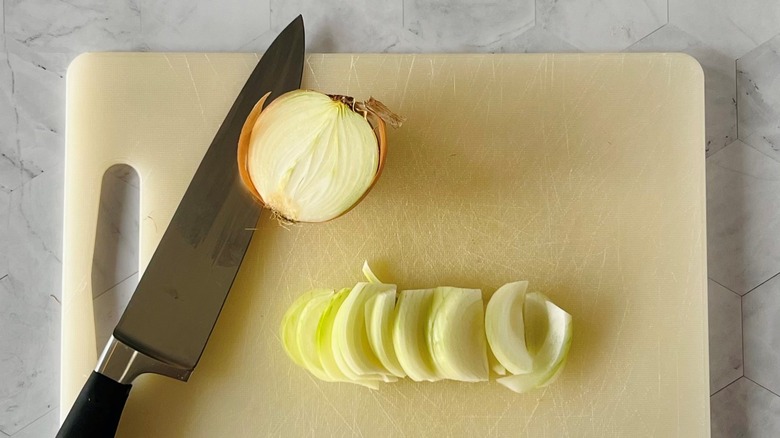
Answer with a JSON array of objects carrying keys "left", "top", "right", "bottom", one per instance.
[{"left": 57, "top": 371, "right": 132, "bottom": 438}]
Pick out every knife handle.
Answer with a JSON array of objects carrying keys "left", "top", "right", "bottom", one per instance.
[{"left": 56, "top": 371, "right": 131, "bottom": 438}]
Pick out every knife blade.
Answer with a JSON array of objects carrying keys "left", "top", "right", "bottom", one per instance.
[{"left": 57, "top": 16, "right": 305, "bottom": 438}]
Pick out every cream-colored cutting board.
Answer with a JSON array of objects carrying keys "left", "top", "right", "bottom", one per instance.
[{"left": 63, "top": 52, "right": 708, "bottom": 437}]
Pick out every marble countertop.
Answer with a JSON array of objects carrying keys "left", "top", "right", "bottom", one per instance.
[{"left": 2, "top": 1, "right": 780, "bottom": 436}]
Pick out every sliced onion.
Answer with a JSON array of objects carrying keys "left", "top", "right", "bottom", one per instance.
[
  {"left": 487, "top": 347, "right": 507, "bottom": 376},
  {"left": 316, "top": 288, "right": 352, "bottom": 382},
  {"left": 319, "top": 288, "right": 383, "bottom": 389},
  {"left": 485, "top": 281, "right": 534, "bottom": 374},
  {"left": 296, "top": 291, "right": 336, "bottom": 381},
  {"left": 333, "top": 282, "right": 397, "bottom": 380},
  {"left": 362, "top": 260, "right": 382, "bottom": 284},
  {"left": 281, "top": 289, "right": 332, "bottom": 367},
  {"left": 365, "top": 291, "right": 406, "bottom": 378},
  {"left": 496, "top": 292, "right": 572, "bottom": 393},
  {"left": 393, "top": 289, "right": 441, "bottom": 382},
  {"left": 282, "top": 264, "right": 572, "bottom": 393},
  {"left": 429, "top": 287, "right": 488, "bottom": 382}
]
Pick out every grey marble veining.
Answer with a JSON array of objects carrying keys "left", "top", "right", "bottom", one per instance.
[
  {"left": 537, "top": 0, "right": 667, "bottom": 51},
  {"left": 404, "top": 0, "right": 533, "bottom": 50},
  {"left": 1, "top": 0, "right": 780, "bottom": 435},
  {"left": 738, "top": 34, "right": 780, "bottom": 161},
  {"left": 0, "top": 46, "right": 69, "bottom": 194},
  {"left": 141, "top": 0, "right": 270, "bottom": 51},
  {"left": 670, "top": 0, "right": 780, "bottom": 59},
  {"left": 488, "top": 25, "right": 579, "bottom": 53},
  {"left": 0, "top": 165, "right": 62, "bottom": 435},
  {"left": 270, "top": 0, "right": 407, "bottom": 53},
  {"left": 707, "top": 141, "right": 780, "bottom": 294},
  {"left": 5, "top": 0, "right": 142, "bottom": 52}
]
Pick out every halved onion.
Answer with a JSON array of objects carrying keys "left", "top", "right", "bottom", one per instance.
[
  {"left": 496, "top": 292, "right": 572, "bottom": 393},
  {"left": 365, "top": 291, "right": 406, "bottom": 377},
  {"left": 281, "top": 289, "right": 332, "bottom": 367},
  {"left": 485, "top": 281, "right": 534, "bottom": 374},
  {"left": 429, "top": 287, "right": 488, "bottom": 382},
  {"left": 393, "top": 289, "right": 441, "bottom": 381}
]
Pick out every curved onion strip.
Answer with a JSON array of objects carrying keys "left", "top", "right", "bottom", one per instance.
[
  {"left": 280, "top": 289, "right": 331, "bottom": 367},
  {"left": 496, "top": 293, "right": 572, "bottom": 393},
  {"left": 318, "top": 289, "right": 384, "bottom": 388},
  {"left": 393, "top": 289, "right": 441, "bottom": 382},
  {"left": 429, "top": 287, "right": 489, "bottom": 382},
  {"left": 296, "top": 291, "right": 336, "bottom": 382},
  {"left": 365, "top": 291, "right": 406, "bottom": 377},
  {"left": 333, "top": 282, "right": 397, "bottom": 381},
  {"left": 316, "top": 288, "right": 352, "bottom": 382},
  {"left": 362, "top": 260, "right": 382, "bottom": 284},
  {"left": 485, "top": 281, "right": 534, "bottom": 374}
]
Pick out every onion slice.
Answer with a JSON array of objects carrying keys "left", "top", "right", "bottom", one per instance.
[
  {"left": 393, "top": 289, "right": 441, "bottom": 381},
  {"left": 333, "top": 282, "right": 398, "bottom": 380},
  {"left": 281, "top": 289, "right": 332, "bottom": 367},
  {"left": 296, "top": 291, "right": 336, "bottom": 382},
  {"left": 365, "top": 291, "right": 406, "bottom": 377},
  {"left": 429, "top": 287, "right": 489, "bottom": 382},
  {"left": 362, "top": 260, "right": 383, "bottom": 284},
  {"left": 496, "top": 292, "right": 572, "bottom": 393},
  {"left": 485, "top": 281, "right": 534, "bottom": 374},
  {"left": 316, "top": 288, "right": 352, "bottom": 382}
]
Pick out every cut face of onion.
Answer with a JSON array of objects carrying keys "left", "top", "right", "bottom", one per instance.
[
  {"left": 281, "top": 289, "right": 332, "bottom": 368},
  {"left": 244, "top": 90, "right": 381, "bottom": 223},
  {"left": 365, "top": 291, "right": 406, "bottom": 378},
  {"left": 333, "top": 282, "right": 398, "bottom": 380},
  {"left": 485, "top": 281, "right": 534, "bottom": 375},
  {"left": 316, "top": 288, "right": 352, "bottom": 383},
  {"left": 496, "top": 293, "right": 572, "bottom": 393},
  {"left": 429, "top": 287, "right": 489, "bottom": 382},
  {"left": 296, "top": 291, "right": 336, "bottom": 382},
  {"left": 393, "top": 289, "right": 441, "bottom": 382}
]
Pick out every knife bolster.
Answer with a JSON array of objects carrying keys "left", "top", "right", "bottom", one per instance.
[{"left": 96, "top": 336, "right": 192, "bottom": 384}]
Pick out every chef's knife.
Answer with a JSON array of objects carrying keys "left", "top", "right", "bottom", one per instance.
[{"left": 57, "top": 16, "right": 305, "bottom": 438}]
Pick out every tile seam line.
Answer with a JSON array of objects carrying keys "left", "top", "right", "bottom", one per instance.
[
  {"left": 740, "top": 292, "right": 745, "bottom": 385},
  {"left": 4, "top": 406, "right": 58, "bottom": 436},
  {"left": 711, "top": 374, "right": 741, "bottom": 397},
  {"left": 741, "top": 140, "right": 780, "bottom": 165},
  {"left": 710, "top": 376, "right": 743, "bottom": 397},
  {"left": 708, "top": 277, "right": 741, "bottom": 298},
  {"left": 743, "top": 376, "right": 780, "bottom": 398},
  {"left": 734, "top": 57, "right": 739, "bottom": 142},
  {"left": 93, "top": 271, "right": 138, "bottom": 301},
  {"left": 742, "top": 270, "right": 780, "bottom": 298}
]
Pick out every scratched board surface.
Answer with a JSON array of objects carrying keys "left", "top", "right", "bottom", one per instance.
[{"left": 62, "top": 53, "right": 708, "bottom": 436}]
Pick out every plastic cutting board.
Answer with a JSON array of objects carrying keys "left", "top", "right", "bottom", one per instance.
[{"left": 62, "top": 52, "right": 708, "bottom": 437}]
